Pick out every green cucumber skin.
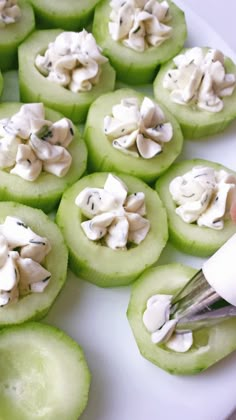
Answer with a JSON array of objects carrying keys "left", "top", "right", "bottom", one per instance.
[
  {"left": 156, "top": 159, "right": 236, "bottom": 257},
  {"left": 0, "top": 0, "right": 35, "bottom": 71},
  {"left": 93, "top": 0, "right": 187, "bottom": 85},
  {"left": 0, "top": 322, "right": 91, "bottom": 420},
  {"left": 84, "top": 88, "right": 183, "bottom": 184},
  {"left": 0, "top": 71, "right": 3, "bottom": 97},
  {"left": 127, "top": 263, "right": 236, "bottom": 375},
  {"left": 0, "top": 102, "right": 87, "bottom": 213},
  {"left": 18, "top": 29, "right": 116, "bottom": 123},
  {"left": 153, "top": 48, "right": 236, "bottom": 139},
  {"left": 56, "top": 172, "right": 168, "bottom": 287},
  {"left": 0, "top": 202, "right": 68, "bottom": 327},
  {"left": 30, "top": 0, "right": 100, "bottom": 31}
]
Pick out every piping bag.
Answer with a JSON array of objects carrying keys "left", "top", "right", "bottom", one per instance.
[{"left": 170, "top": 233, "right": 236, "bottom": 331}]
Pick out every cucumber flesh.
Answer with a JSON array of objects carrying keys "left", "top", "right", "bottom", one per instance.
[
  {"left": 0, "top": 102, "right": 87, "bottom": 213},
  {"left": 30, "top": 0, "right": 100, "bottom": 31},
  {"left": 18, "top": 29, "right": 116, "bottom": 123},
  {"left": 84, "top": 88, "right": 183, "bottom": 183},
  {"left": 92, "top": 0, "right": 187, "bottom": 84},
  {"left": 0, "top": 0, "right": 35, "bottom": 71},
  {"left": 56, "top": 172, "right": 168, "bottom": 287},
  {"left": 0, "top": 322, "right": 90, "bottom": 420},
  {"left": 0, "top": 71, "right": 19, "bottom": 102},
  {"left": 127, "top": 263, "right": 236, "bottom": 375},
  {"left": 155, "top": 159, "right": 236, "bottom": 257},
  {"left": 153, "top": 48, "right": 236, "bottom": 139},
  {"left": 0, "top": 202, "right": 68, "bottom": 327}
]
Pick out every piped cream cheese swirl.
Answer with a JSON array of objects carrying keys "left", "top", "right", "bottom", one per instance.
[
  {"left": 0, "top": 103, "right": 74, "bottom": 181},
  {"left": 104, "top": 96, "right": 173, "bottom": 158},
  {"left": 109, "top": 0, "right": 172, "bottom": 52},
  {"left": 75, "top": 174, "right": 150, "bottom": 250},
  {"left": 0, "top": 216, "right": 51, "bottom": 307},
  {"left": 169, "top": 166, "right": 236, "bottom": 229},
  {"left": 163, "top": 48, "right": 236, "bottom": 112},
  {"left": 0, "top": 0, "right": 21, "bottom": 27},
  {"left": 35, "top": 30, "right": 108, "bottom": 92}
]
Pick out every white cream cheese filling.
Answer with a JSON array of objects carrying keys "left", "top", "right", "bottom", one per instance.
[
  {"left": 0, "top": 0, "right": 21, "bottom": 27},
  {"left": 143, "top": 294, "right": 193, "bottom": 352},
  {"left": 163, "top": 48, "right": 236, "bottom": 112},
  {"left": 35, "top": 30, "right": 108, "bottom": 93},
  {"left": 104, "top": 96, "right": 173, "bottom": 158},
  {"left": 109, "top": 0, "right": 172, "bottom": 52},
  {"left": 75, "top": 173, "right": 150, "bottom": 250},
  {"left": 0, "top": 216, "right": 51, "bottom": 307},
  {"left": 169, "top": 166, "right": 236, "bottom": 230},
  {"left": 0, "top": 103, "right": 74, "bottom": 181}
]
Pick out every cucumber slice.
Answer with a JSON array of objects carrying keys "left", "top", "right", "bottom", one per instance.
[
  {"left": 18, "top": 29, "right": 116, "bottom": 123},
  {"left": 0, "top": 322, "right": 90, "bottom": 419},
  {"left": 127, "top": 263, "right": 236, "bottom": 375},
  {"left": 0, "top": 71, "right": 19, "bottom": 102},
  {"left": 56, "top": 172, "right": 168, "bottom": 287},
  {"left": 92, "top": 0, "right": 187, "bottom": 85},
  {"left": 84, "top": 88, "right": 183, "bottom": 184},
  {"left": 0, "top": 102, "right": 87, "bottom": 213},
  {"left": 0, "top": 0, "right": 35, "bottom": 71},
  {"left": 0, "top": 202, "right": 68, "bottom": 327},
  {"left": 155, "top": 159, "right": 236, "bottom": 257},
  {"left": 153, "top": 48, "right": 236, "bottom": 139},
  {"left": 30, "top": 0, "right": 101, "bottom": 31}
]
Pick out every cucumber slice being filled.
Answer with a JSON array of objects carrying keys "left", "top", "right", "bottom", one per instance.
[
  {"left": 30, "top": 0, "right": 101, "bottom": 31},
  {"left": 0, "top": 322, "right": 90, "bottom": 420},
  {"left": 127, "top": 263, "right": 236, "bottom": 375},
  {"left": 0, "top": 0, "right": 35, "bottom": 71},
  {"left": 92, "top": 0, "right": 187, "bottom": 85},
  {"left": 0, "top": 102, "right": 87, "bottom": 213},
  {"left": 156, "top": 159, "right": 236, "bottom": 257},
  {"left": 18, "top": 29, "right": 116, "bottom": 123},
  {"left": 56, "top": 172, "right": 168, "bottom": 287},
  {"left": 0, "top": 201, "right": 68, "bottom": 327},
  {"left": 84, "top": 88, "right": 183, "bottom": 184},
  {"left": 153, "top": 48, "right": 236, "bottom": 139}
]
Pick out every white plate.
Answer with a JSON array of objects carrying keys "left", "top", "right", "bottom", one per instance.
[{"left": 44, "top": 3, "right": 236, "bottom": 420}]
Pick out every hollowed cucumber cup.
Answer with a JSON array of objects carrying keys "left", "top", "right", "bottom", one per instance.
[
  {"left": 127, "top": 263, "right": 236, "bottom": 375},
  {"left": 0, "top": 102, "right": 87, "bottom": 213},
  {"left": 0, "top": 322, "right": 91, "bottom": 419},
  {"left": 153, "top": 48, "right": 236, "bottom": 139},
  {"left": 155, "top": 159, "right": 236, "bottom": 257},
  {"left": 92, "top": 0, "right": 187, "bottom": 85},
  {"left": 84, "top": 88, "right": 183, "bottom": 184},
  {"left": 0, "top": 0, "right": 35, "bottom": 71},
  {"left": 18, "top": 29, "right": 116, "bottom": 123},
  {"left": 0, "top": 201, "right": 68, "bottom": 327},
  {"left": 56, "top": 172, "right": 168, "bottom": 287}
]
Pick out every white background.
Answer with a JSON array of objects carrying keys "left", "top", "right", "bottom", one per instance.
[{"left": 188, "top": 0, "right": 236, "bottom": 51}]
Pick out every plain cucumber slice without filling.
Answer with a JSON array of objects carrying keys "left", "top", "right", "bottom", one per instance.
[
  {"left": 155, "top": 159, "right": 236, "bottom": 257},
  {"left": 0, "top": 102, "right": 87, "bottom": 213},
  {"left": 0, "top": 0, "right": 35, "bottom": 71},
  {"left": 0, "top": 322, "right": 90, "bottom": 420},
  {"left": 127, "top": 263, "right": 236, "bottom": 375},
  {"left": 29, "top": 0, "right": 101, "bottom": 31},
  {"left": 0, "top": 202, "right": 68, "bottom": 327},
  {"left": 153, "top": 47, "right": 236, "bottom": 139},
  {"left": 84, "top": 88, "right": 183, "bottom": 184},
  {"left": 56, "top": 172, "right": 168, "bottom": 287},
  {"left": 92, "top": 0, "right": 187, "bottom": 85},
  {"left": 18, "top": 29, "right": 116, "bottom": 123}
]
